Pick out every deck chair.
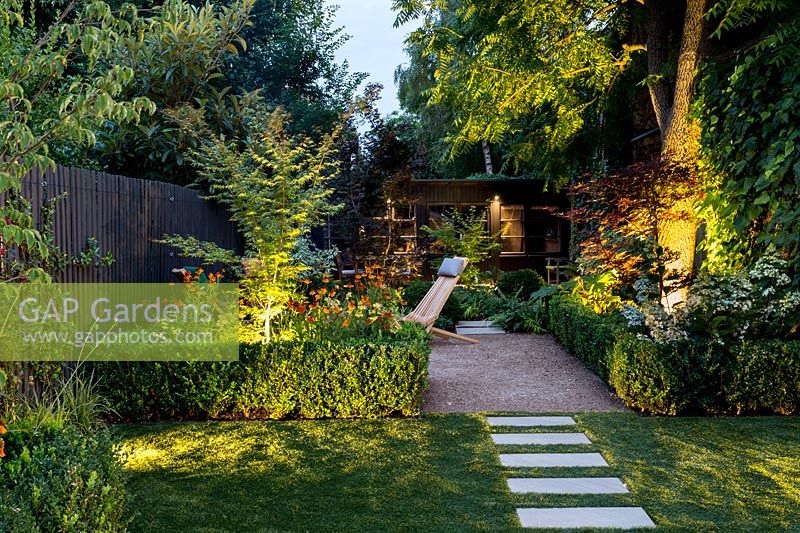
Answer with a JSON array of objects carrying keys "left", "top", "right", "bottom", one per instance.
[{"left": 404, "top": 257, "right": 480, "bottom": 344}]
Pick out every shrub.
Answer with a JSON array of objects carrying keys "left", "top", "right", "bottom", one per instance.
[
  {"left": 0, "top": 427, "right": 127, "bottom": 532},
  {"left": 549, "top": 286, "right": 800, "bottom": 416},
  {"left": 420, "top": 207, "right": 501, "bottom": 285},
  {"left": 727, "top": 340, "right": 800, "bottom": 415},
  {"left": 547, "top": 294, "right": 624, "bottom": 379},
  {"left": 496, "top": 269, "right": 545, "bottom": 299},
  {"left": 458, "top": 287, "right": 504, "bottom": 321},
  {"left": 489, "top": 296, "right": 548, "bottom": 333},
  {"left": 403, "top": 281, "right": 464, "bottom": 324},
  {"left": 607, "top": 334, "right": 706, "bottom": 415},
  {"left": 90, "top": 324, "right": 431, "bottom": 421}
]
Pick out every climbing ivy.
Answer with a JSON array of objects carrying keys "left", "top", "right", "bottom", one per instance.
[{"left": 695, "top": 15, "right": 800, "bottom": 273}]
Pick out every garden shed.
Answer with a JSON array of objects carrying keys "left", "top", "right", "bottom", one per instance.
[{"left": 408, "top": 178, "right": 571, "bottom": 274}]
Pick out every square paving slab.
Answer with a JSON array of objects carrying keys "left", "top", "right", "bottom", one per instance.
[
  {"left": 516, "top": 507, "right": 656, "bottom": 529},
  {"left": 491, "top": 432, "right": 591, "bottom": 445},
  {"left": 454, "top": 326, "right": 505, "bottom": 335},
  {"left": 500, "top": 453, "right": 609, "bottom": 468},
  {"left": 508, "top": 477, "right": 629, "bottom": 494},
  {"left": 486, "top": 416, "right": 576, "bottom": 427}
]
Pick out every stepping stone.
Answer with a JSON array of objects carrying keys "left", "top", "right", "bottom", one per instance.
[
  {"left": 455, "top": 321, "right": 505, "bottom": 335},
  {"left": 486, "top": 416, "right": 576, "bottom": 427},
  {"left": 492, "top": 433, "right": 591, "bottom": 445},
  {"left": 500, "top": 453, "right": 608, "bottom": 468},
  {"left": 455, "top": 326, "right": 505, "bottom": 335},
  {"left": 508, "top": 477, "right": 629, "bottom": 494},
  {"left": 516, "top": 507, "right": 656, "bottom": 529}
]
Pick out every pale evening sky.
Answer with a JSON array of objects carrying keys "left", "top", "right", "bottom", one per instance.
[{"left": 329, "top": 0, "right": 421, "bottom": 117}]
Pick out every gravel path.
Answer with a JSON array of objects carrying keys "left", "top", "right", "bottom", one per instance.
[{"left": 423, "top": 333, "right": 627, "bottom": 413}]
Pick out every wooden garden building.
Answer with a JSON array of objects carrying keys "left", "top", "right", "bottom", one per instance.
[{"left": 404, "top": 178, "right": 571, "bottom": 275}]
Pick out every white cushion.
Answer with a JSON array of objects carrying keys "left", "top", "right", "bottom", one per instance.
[{"left": 437, "top": 258, "right": 466, "bottom": 277}]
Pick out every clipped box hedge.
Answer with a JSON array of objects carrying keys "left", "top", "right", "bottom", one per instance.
[
  {"left": 547, "top": 295, "right": 800, "bottom": 416},
  {"left": 727, "top": 340, "right": 800, "bottom": 415},
  {"left": 91, "top": 325, "right": 431, "bottom": 421},
  {"left": 607, "top": 334, "right": 707, "bottom": 415},
  {"left": 546, "top": 294, "right": 625, "bottom": 380},
  {"left": 0, "top": 428, "right": 127, "bottom": 533}
]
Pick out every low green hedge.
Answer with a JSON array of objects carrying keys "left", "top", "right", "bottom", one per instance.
[
  {"left": 547, "top": 296, "right": 799, "bottom": 416},
  {"left": 546, "top": 295, "right": 624, "bottom": 380},
  {"left": 608, "top": 335, "right": 800, "bottom": 415},
  {"left": 0, "top": 427, "right": 127, "bottom": 532},
  {"left": 727, "top": 340, "right": 800, "bottom": 415},
  {"left": 91, "top": 324, "right": 431, "bottom": 421},
  {"left": 607, "top": 334, "right": 706, "bottom": 415}
]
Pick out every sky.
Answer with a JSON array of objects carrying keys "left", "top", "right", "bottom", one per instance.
[{"left": 329, "top": 1, "right": 420, "bottom": 117}]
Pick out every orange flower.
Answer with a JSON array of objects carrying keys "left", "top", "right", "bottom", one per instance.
[
  {"left": 0, "top": 438, "right": 5, "bottom": 458},
  {"left": 400, "top": 300, "right": 408, "bottom": 306},
  {"left": 344, "top": 283, "right": 354, "bottom": 289},
  {"left": 309, "top": 302, "right": 319, "bottom": 310},
  {"left": 306, "top": 316, "right": 315, "bottom": 323},
  {"left": 0, "top": 419, "right": 7, "bottom": 435},
  {"left": 360, "top": 296, "right": 370, "bottom": 306},
  {"left": 309, "top": 290, "right": 316, "bottom": 296},
  {"left": 342, "top": 319, "right": 350, "bottom": 327},
  {"left": 333, "top": 306, "right": 343, "bottom": 314},
  {"left": 347, "top": 301, "right": 356, "bottom": 311},
  {"left": 322, "top": 277, "right": 331, "bottom": 284},
  {"left": 301, "top": 278, "right": 312, "bottom": 285},
  {"left": 318, "top": 288, "right": 328, "bottom": 296},
  {"left": 322, "top": 307, "right": 331, "bottom": 314}
]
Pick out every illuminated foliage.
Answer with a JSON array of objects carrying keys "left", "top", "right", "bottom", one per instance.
[
  {"left": 191, "top": 106, "right": 341, "bottom": 343},
  {"left": 572, "top": 160, "right": 698, "bottom": 291},
  {"left": 696, "top": 0, "right": 800, "bottom": 272},
  {"left": 393, "top": 0, "right": 639, "bottom": 178}
]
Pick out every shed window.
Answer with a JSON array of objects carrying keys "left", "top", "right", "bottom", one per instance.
[
  {"left": 427, "top": 204, "right": 456, "bottom": 228},
  {"left": 500, "top": 204, "right": 524, "bottom": 254},
  {"left": 526, "top": 207, "right": 562, "bottom": 254}
]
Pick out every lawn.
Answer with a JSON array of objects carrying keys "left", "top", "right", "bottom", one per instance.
[
  {"left": 115, "top": 414, "right": 800, "bottom": 532},
  {"left": 116, "top": 415, "right": 516, "bottom": 532}
]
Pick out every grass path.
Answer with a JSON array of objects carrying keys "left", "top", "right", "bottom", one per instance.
[{"left": 115, "top": 414, "right": 800, "bottom": 532}]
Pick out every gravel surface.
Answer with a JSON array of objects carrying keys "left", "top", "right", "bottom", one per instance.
[{"left": 423, "top": 333, "right": 627, "bottom": 413}]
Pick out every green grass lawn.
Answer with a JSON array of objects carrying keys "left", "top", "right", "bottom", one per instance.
[{"left": 115, "top": 414, "right": 799, "bottom": 532}]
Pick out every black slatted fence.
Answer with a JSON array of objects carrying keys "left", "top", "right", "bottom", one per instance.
[{"left": 19, "top": 165, "right": 241, "bottom": 282}]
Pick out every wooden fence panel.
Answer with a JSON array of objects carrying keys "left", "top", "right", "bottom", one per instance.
[{"left": 16, "top": 165, "right": 241, "bottom": 282}]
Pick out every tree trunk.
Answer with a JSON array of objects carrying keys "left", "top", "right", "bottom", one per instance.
[
  {"left": 660, "top": 0, "right": 707, "bottom": 162},
  {"left": 481, "top": 139, "right": 494, "bottom": 174},
  {"left": 645, "top": 0, "right": 672, "bottom": 133},
  {"left": 646, "top": 0, "right": 708, "bottom": 297}
]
